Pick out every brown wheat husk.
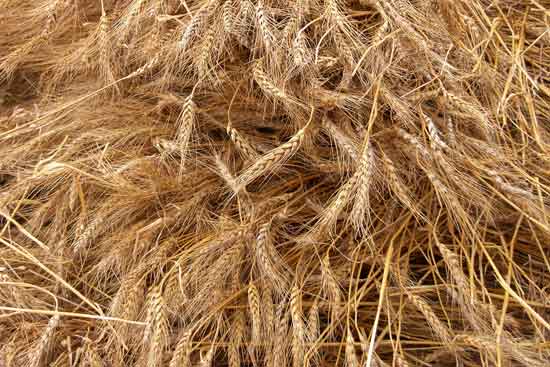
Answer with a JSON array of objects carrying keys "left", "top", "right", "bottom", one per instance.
[{"left": 1, "top": 0, "right": 549, "bottom": 366}]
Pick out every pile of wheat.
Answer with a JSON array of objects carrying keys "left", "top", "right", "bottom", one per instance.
[{"left": 0, "top": 0, "right": 549, "bottom": 366}]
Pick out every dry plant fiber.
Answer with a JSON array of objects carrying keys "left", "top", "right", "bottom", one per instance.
[{"left": 1, "top": 0, "right": 550, "bottom": 366}]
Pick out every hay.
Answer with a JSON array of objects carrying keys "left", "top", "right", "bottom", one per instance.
[{"left": 1, "top": 0, "right": 549, "bottom": 366}]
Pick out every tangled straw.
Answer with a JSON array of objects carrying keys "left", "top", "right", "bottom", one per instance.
[{"left": 0, "top": 0, "right": 549, "bottom": 366}]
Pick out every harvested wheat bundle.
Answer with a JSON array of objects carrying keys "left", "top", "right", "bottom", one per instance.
[{"left": 0, "top": 0, "right": 549, "bottom": 366}]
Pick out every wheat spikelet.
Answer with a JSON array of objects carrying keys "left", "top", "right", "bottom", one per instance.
[
  {"left": 253, "top": 62, "right": 293, "bottom": 103},
  {"left": 307, "top": 299, "right": 319, "bottom": 342},
  {"left": 350, "top": 141, "right": 374, "bottom": 233},
  {"left": 396, "top": 128, "right": 468, "bottom": 217},
  {"left": 433, "top": 240, "right": 471, "bottom": 302},
  {"left": 281, "top": 11, "right": 300, "bottom": 45},
  {"left": 396, "top": 354, "right": 411, "bottom": 367},
  {"left": 175, "top": 92, "right": 196, "bottom": 168},
  {"left": 73, "top": 215, "right": 106, "bottom": 252},
  {"left": 0, "top": 37, "right": 43, "bottom": 82},
  {"left": 456, "top": 334, "right": 495, "bottom": 354},
  {"left": 446, "top": 117, "right": 457, "bottom": 146},
  {"left": 321, "top": 255, "right": 342, "bottom": 323},
  {"left": 256, "top": 1, "right": 277, "bottom": 48},
  {"left": 255, "top": 221, "right": 288, "bottom": 287},
  {"left": 406, "top": 292, "right": 453, "bottom": 346},
  {"left": 326, "top": 0, "right": 346, "bottom": 31},
  {"left": 143, "top": 285, "right": 168, "bottom": 366},
  {"left": 271, "top": 302, "right": 290, "bottom": 367},
  {"left": 41, "top": 0, "right": 61, "bottom": 34},
  {"left": 126, "top": 54, "right": 160, "bottom": 79},
  {"left": 154, "top": 137, "right": 180, "bottom": 156},
  {"left": 222, "top": 0, "right": 235, "bottom": 34},
  {"left": 292, "top": 32, "right": 311, "bottom": 67},
  {"left": 425, "top": 116, "right": 449, "bottom": 151},
  {"left": 315, "top": 173, "right": 357, "bottom": 234},
  {"left": 214, "top": 155, "right": 240, "bottom": 194},
  {"left": 196, "top": 23, "right": 217, "bottom": 79},
  {"left": 372, "top": 18, "right": 391, "bottom": 46},
  {"left": 169, "top": 329, "right": 192, "bottom": 367},
  {"left": 98, "top": 13, "right": 116, "bottom": 86},
  {"left": 322, "top": 117, "right": 359, "bottom": 161},
  {"left": 68, "top": 175, "right": 80, "bottom": 212},
  {"left": 262, "top": 285, "right": 275, "bottom": 338},
  {"left": 237, "top": 110, "right": 312, "bottom": 188},
  {"left": 380, "top": 151, "right": 421, "bottom": 218},
  {"left": 29, "top": 315, "right": 60, "bottom": 367},
  {"left": 487, "top": 169, "right": 533, "bottom": 199},
  {"left": 326, "top": 0, "right": 356, "bottom": 80},
  {"left": 109, "top": 271, "right": 144, "bottom": 327},
  {"left": 443, "top": 91, "right": 491, "bottom": 135},
  {"left": 228, "top": 311, "right": 244, "bottom": 367},
  {"left": 232, "top": 0, "right": 254, "bottom": 47},
  {"left": 396, "top": 128, "right": 430, "bottom": 159},
  {"left": 248, "top": 282, "right": 261, "bottom": 345},
  {"left": 84, "top": 341, "right": 104, "bottom": 367},
  {"left": 178, "top": 0, "right": 217, "bottom": 51},
  {"left": 226, "top": 124, "right": 257, "bottom": 159}
]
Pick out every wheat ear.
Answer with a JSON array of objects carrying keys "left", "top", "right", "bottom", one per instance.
[
  {"left": 30, "top": 315, "right": 60, "bottom": 367},
  {"left": 237, "top": 108, "right": 313, "bottom": 188}
]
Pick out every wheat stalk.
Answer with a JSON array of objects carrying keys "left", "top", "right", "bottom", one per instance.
[{"left": 345, "top": 328, "right": 359, "bottom": 367}]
